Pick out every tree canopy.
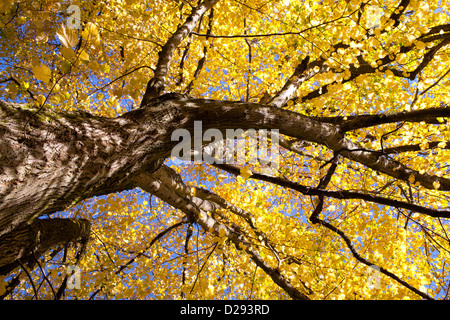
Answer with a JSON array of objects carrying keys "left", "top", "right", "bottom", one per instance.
[{"left": 0, "top": 0, "right": 449, "bottom": 300}]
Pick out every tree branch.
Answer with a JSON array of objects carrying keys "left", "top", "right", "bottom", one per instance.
[
  {"left": 309, "top": 214, "right": 433, "bottom": 300},
  {"left": 0, "top": 218, "right": 90, "bottom": 275},
  {"left": 133, "top": 166, "right": 310, "bottom": 299},
  {"left": 115, "top": 221, "right": 186, "bottom": 275},
  {"left": 381, "top": 141, "right": 450, "bottom": 154},
  {"left": 17, "top": 259, "right": 39, "bottom": 300},
  {"left": 327, "top": 104, "right": 450, "bottom": 132},
  {"left": 294, "top": 27, "right": 450, "bottom": 104},
  {"left": 268, "top": 56, "right": 310, "bottom": 108},
  {"left": 212, "top": 163, "right": 450, "bottom": 219},
  {"left": 140, "top": 0, "right": 219, "bottom": 107}
]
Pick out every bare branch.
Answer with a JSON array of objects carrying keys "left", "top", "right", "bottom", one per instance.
[
  {"left": 186, "top": 8, "right": 215, "bottom": 94},
  {"left": 17, "top": 259, "right": 39, "bottom": 300},
  {"left": 190, "top": 6, "right": 360, "bottom": 40},
  {"left": 330, "top": 104, "right": 450, "bottom": 132},
  {"left": 382, "top": 141, "right": 450, "bottom": 154},
  {"left": 32, "top": 251, "right": 57, "bottom": 300},
  {"left": 189, "top": 242, "right": 218, "bottom": 294},
  {"left": 0, "top": 76, "right": 36, "bottom": 100},
  {"left": 116, "top": 221, "right": 186, "bottom": 275},
  {"left": 419, "top": 68, "right": 450, "bottom": 96},
  {"left": 212, "top": 163, "right": 450, "bottom": 218},
  {"left": 295, "top": 31, "right": 450, "bottom": 104}
]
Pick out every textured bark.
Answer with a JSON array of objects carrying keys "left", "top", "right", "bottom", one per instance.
[
  {"left": 1, "top": 93, "right": 449, "bottom": 300},
  {"left": 2, "top": 95, "right": 450, "bottom": 266},
  {"left": 0, "top": 100, "right": 144, "bottom": 237},
  {"left": 140, "top": 0, "right": 220, "bottom": 107}
]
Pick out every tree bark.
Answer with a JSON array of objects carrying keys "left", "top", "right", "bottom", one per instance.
[
  {"left": 2, "top": 94, "right": 450, "bottom": 241},
  {"left": 1, "top": 93, "right": 449, "bottom": 300},
  {"left": 0, "top": 93, "right": 338, "bottom": 240}
]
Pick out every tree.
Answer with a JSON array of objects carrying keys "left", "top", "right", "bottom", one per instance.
[{"left": 0, "top": 0, "right": 449, "bottom": 300}]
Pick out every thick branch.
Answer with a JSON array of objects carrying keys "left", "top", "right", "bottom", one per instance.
[
  {"left": 268, "top": 56, "right": 310, "bottom": 108},
  {"left": 162, "top": 97, "right": 450, "bottom": 190},
  {"left": 140, "top": 0, "right": 219, "bottom": 107},
  {"left": 133, "top": 166, "right": 310, "bottom": 300},
  {"left": 212, "top": 163, "right": 450, "bottom": 219},
  {"left": 116, "top": 221, "right": 186, "bottom": 275},
  {"left": 323, "top": 104, "right": 450, "bottom": 132}
]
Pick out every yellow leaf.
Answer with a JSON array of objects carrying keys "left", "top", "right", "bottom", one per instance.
[
  {"left": 101, "top": 63, "right": 110, "bottom": 73},
  {"left": 433, "top": 181, "right": 440, "bottom": 190},
  {"left": 82, "top": 22, "right": 99, "bottom": 42},
  {"left": 405, "top": 33, "right": 416, "bottom": 44},
  {"left": 238, "top": 243, "right": 247, "bottom": 251},
  {"left": 61, "top": 47, "right": 76, "bottom": 61},
  {"left": 240, "top": 167, "right": 253, "bottom": 180},
  {"left": 61, "top": 61, "right": 72, "bottom": 73},
  {"left": 415, "top": 41, "right": 426, "bottom": 50},
  {"left": 36, "top": 94, "right": 46, "bottom": 106},
  {"left": 384, "top": 69, "right": 394, "bottom": 77},
  {"left": 396, "top": 53, "right": 407, "bottom": 64},
  {"left": 437, "top": 141, "right": 447, "bottom": 148},
  {"left": 32, "top": 64, "right": 51, "bottom": 83},
  {"left": 78, "top": 49, "right": 90, "bottom": 62},
  {"left": 408, "top": 174, "right": 415, "bottom": 184},
  {"left": 218, "top": 227, "right": 226, "bottom": 238}
]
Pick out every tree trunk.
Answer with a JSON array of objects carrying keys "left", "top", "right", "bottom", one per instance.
[
  {"left": 0, "top": 93, "right": 338, "bottom": 241},
  {"left": 2, "top": 93, "right": 450, "bottom": 273}
]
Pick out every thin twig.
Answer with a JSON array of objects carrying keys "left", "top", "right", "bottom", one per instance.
[
  {"left": 32, "top": 251, "right": 57, "bottom": 299},
  {"left": 189, "top": 242, "right": 218, "bottom": 295}
]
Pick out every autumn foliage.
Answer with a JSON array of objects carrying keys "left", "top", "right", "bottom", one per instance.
[{"left": 0, "top": 0, "right": 450, "bottom": 300}]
